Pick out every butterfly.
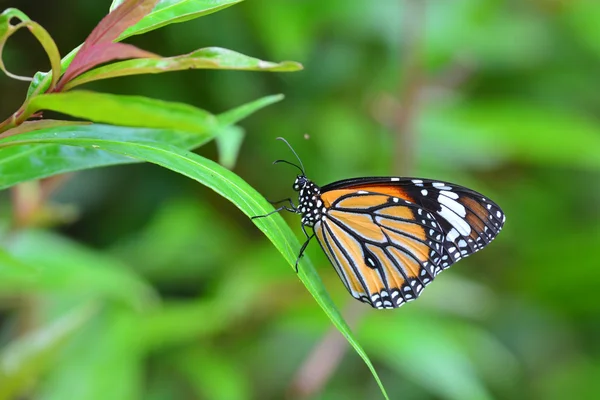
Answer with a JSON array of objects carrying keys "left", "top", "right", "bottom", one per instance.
[{"left": 254, "top": 138, "right": 505, "bottom": 309}]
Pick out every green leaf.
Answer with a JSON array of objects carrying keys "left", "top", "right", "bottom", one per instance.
[
  {"left": 216, "top": 125, "right": 245, "bottom": 169},
  {"left": 171, "top": 348, "right": 250, "bottom": 400},
  {"left": 55, "top": 0, "right": 161, "bottom": 90},
  {"left": 3, "top": 230, "right": 156, "bottom": 310},
  {"left": 420, "top": 101, "right": 600, "bottom": 170},
  {"left": 0, "top": 94, "right": 282, "bottom": 190},
  {"left": 64, "top": 47, "right": 303, "bottom": 90},
  {"left": 36, "top": 307, "right": 144, "bottom": 400},
  {"left": 562, "top": 0, "right": 600, "bottom": 60},
  {"left": 136, "top": 300, "right": 228, "bottom": 351},
  {"left": 0, "top": 247, "right": 39, "bottom": 288},
  {"left": 216, "top": 94, "right": 283, "bottom": 126},
  {"left": 0, "top": 302, "right": 98, "bottom": 400},
  {"left": 362, "top": 313, "right": 492, "bottom": 400},
  {"left": 0, "top": 120, "right": 90, "bottom": 138},
  {"left": 22, "top": 91, "right": 218, "bottom": 133},
  {"left": 111, "top": 0, "right": 244, "bottom": 39},
  {"left": 26, "top": 0, "right": 247, "bottom": 96},
  {"left": 0, "top": 127, "right": 390, "bottom": 399}
]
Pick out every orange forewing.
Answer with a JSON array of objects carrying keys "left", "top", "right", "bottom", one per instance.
[
  {"left": 321, "top": 185, "right": 415, "bottom": 208},
  {"left": 328, "top": 210, "right": 387, "bottom": 242}
]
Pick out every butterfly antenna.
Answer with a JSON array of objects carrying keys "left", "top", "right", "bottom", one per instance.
[
  {"left": 275, "top": 137, "right": 306, "bottom": 175},
  {"left": 272, "top": 159, "right": 304, "bottom": 174}
]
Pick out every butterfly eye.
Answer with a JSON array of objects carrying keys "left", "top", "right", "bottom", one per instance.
[{"left": 293, "top": 176, "right": 308, "bottom": 191}]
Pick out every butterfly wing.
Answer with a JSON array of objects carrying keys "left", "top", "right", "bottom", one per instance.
[
  {"left": 322, "top": 177, "right": 505, "bottom": 264},
  {"left": 314, "top": 193, "right": 445, "bottom": 309},
  {"left": 315, "top": 178, "right": 505, "bottom": 309}
]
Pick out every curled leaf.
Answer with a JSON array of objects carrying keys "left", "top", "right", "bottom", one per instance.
[{"left": 0, "top": 8, "right": 61, "bottom": 90}]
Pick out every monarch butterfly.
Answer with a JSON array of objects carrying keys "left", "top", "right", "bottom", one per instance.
[{"left": 254, "top": 138, "right": 505, "bottom": 309}]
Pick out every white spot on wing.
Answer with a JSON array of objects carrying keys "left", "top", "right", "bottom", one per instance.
[
  {"left": 421, "top": 189, "right": 428, "bottom": 196},
  {"left": 438, "top": 204, "right": 471, "bottom": 236},
  {"left": 446, "top": 228, "right": 460, "bottom": 243},
  {"left": 391, "top": 178, "right": 400, "bottom": 182},
  {"left": 433, "top": 182, "right": 451, "bottom": 190},
  {"left": 440, "top": 190, "right": 458, "bottom": 200},
  {"left": 438, "top": 194, "right": 466, "bottom": 217}
]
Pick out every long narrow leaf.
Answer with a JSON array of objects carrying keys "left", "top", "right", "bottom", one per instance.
[
  {"left": 112, "top": 0, "right": 244, "bottom": 39},
  {"left": 21, "top": 91, "right": 218, "bottom": 133},
  {"left": 0, "top": 127, "right": 390, "bottom": 399},
  {"left": 64, "top": 47, "right": 302, "bottom": 90},
  {"left": 0, "top": 94, "right": 282, "bottom": 190}
]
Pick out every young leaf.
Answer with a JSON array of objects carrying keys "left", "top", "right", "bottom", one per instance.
[
  {"left": 56, "top": 0, "right": 160, "bottom": 89},
  {"left": 63, "top": 47, "right": 303, "bottom": 90},
  {"left": 112, "top": 0, "right": 244, "bottom": 39},
  {"left": 90, "top": 0, "right": 160, "bottom": 46},
  {"left": 0, "top": 128, "right": 390, "bottom": 400},
  {"left": 55, "top": 43, "right": 158, "bottom": 90},
  {"left": 26, "top": 0, "right": 265, "bottom": 96}
]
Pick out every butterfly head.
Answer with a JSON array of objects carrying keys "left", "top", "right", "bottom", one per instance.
[
  {"left": 293, "top": 175, "right": 309, "bottom": 191},
  {"left": 272, "top": 138, "right": 324, "bottom": 226}
]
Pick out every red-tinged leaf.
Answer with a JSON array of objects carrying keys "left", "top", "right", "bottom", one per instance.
[
  {"left": 57, "top": 0, "right": 159, "bottom": 90},
  {"left": 57, "top": 42, "right": 158, "bottom": 89},
  {"left": 85, "top": 0, "right": 159, "bottom": 48}
]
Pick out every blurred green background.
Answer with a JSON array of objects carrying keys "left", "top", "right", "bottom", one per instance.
[{"left": 2, "top": 0, "right": 600, "bottom": 399}]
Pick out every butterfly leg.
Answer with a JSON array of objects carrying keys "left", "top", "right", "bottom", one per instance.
[
  {"left": 251, "top": 205, "right": 297, "bottom": 220},
  {"left": 295, "top": 232, "right": 315, "bottom": 273},
  {"left": 267, "top": 197, "right": 297, "bottom": 210}
]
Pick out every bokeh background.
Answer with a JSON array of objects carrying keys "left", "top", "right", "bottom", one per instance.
[{"left": 2, "top": 0, "right": 600, "bottom": 399}]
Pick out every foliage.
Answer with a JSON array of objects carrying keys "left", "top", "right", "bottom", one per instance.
[{"left": 1, "top": 0, "right": 600, "bottom": 399}]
